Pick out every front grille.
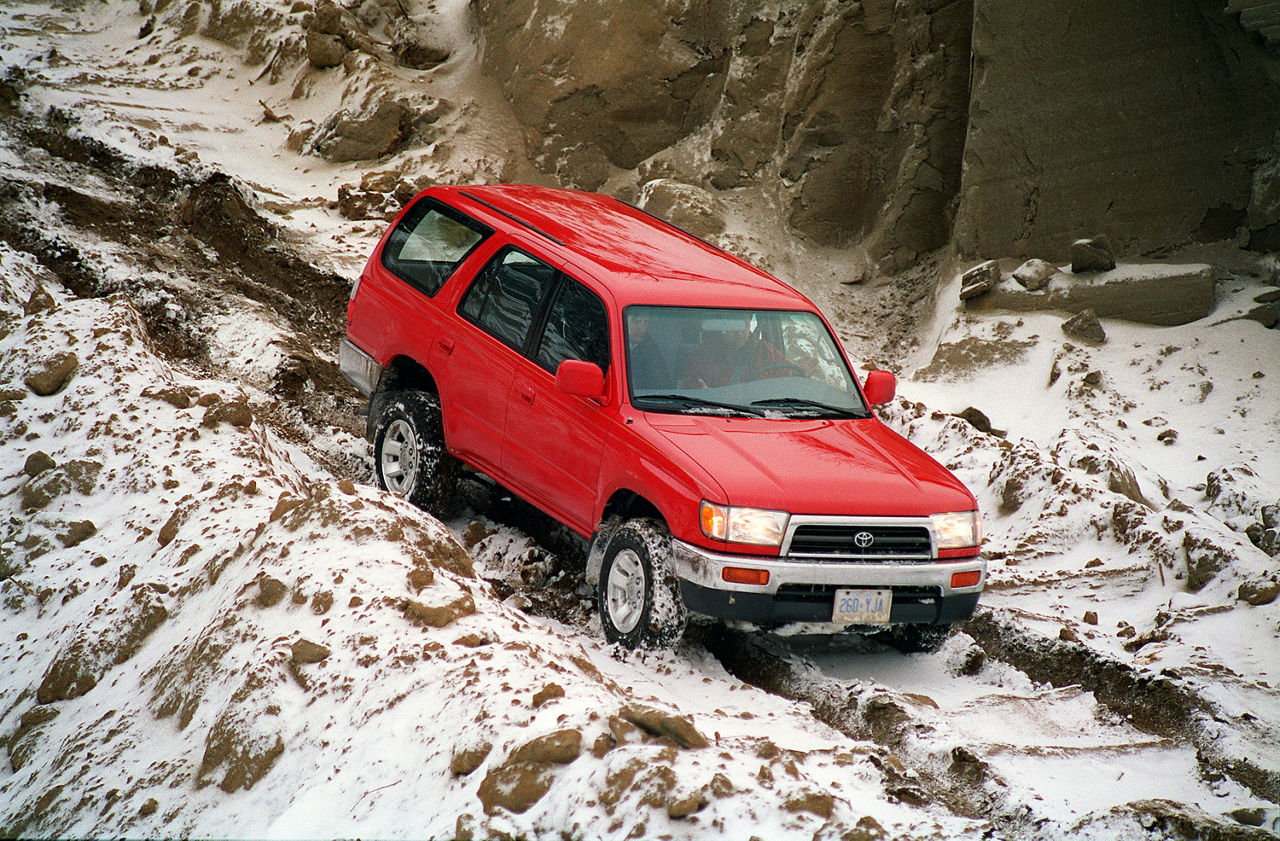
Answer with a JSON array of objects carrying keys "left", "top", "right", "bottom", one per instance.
[{"left": 786, "top": 524, "right": 932, "bottom": 560}]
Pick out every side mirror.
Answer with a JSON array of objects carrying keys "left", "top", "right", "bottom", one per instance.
[
  {"left": 862, "top": 370, "right": 896, "bottom": 406},
  {"left": 555, "top": 359, "right": 606, "bottom": 402}
]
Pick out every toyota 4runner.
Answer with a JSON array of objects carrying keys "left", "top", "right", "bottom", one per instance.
[{"left": 341, "top": 184, "right": 984, "bottom": 650}]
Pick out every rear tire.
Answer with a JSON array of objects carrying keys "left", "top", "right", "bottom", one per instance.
[
  {"left": 876, "top": 623, "right": 952, "bottom": 654},
  {"left": 371, "top": 390, "right": 457, "bottom": 514},
  {"left": 597, "top": 519, "right": 688, "bottom": 649}
]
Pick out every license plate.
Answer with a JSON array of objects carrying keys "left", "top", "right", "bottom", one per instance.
[{"left": 832, "top": 589, "right": 892, "bottom": 624}]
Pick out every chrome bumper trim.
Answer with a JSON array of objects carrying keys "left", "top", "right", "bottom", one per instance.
[{"left": 670, "top": 539, "right": 985, "bottom": 596}]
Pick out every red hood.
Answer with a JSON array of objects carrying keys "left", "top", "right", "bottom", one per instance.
[{"left": 646, "top": 414, "right": 975, "bottom": 517}]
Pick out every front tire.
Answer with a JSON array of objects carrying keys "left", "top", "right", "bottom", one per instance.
[
  {"left": 597, "top": 519, "right": 688, "bottom": 649},
  {"left": 371, "top": 390, "right": 457, "bottom": 514}
]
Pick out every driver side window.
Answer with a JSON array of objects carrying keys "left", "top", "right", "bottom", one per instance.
[{"left": 536, "top": 278, "right": 609, "bottom": 373}]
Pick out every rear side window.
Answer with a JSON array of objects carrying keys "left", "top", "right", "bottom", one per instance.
[
  {"left": 536, "top": 279, "right": 609, "bottom": 373},
  {"left": 459, "top": 248, "right": 557, "bottom": 350},
  {"left": 381, "top": 199, "right": 491, "bottom": 296}
]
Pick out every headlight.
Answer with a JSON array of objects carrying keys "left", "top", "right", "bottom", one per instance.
[
  {"left": 700, "top": 501, "right": 789, "bottom": 547},
  {"left": 931, "top": 510, "right": 983, "bottom": 549}
]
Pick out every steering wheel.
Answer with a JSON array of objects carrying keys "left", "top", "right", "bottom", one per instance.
[{"left": 753, "top": 362, "right": 806, "bottom": 379}]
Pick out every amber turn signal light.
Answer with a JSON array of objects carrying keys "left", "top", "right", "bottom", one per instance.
[
  {"left": 950, "top": 570, "right": 981, "bottom": 589},
  {"left": 722, "top": 567, "right": 770, "bottom": 586}
]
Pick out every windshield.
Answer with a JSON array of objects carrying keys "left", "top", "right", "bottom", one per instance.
[{"left": 623, "top": 306, "right": 870, "bottom": 419}]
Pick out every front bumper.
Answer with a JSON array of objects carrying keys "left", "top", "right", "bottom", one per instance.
[{"left": 670, "top": 538, "right": 984, "bottom": 626}]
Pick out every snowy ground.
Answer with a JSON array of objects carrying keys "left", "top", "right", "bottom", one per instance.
[{"left": 0, "top": 1, "right": 1277, "bottom": 839}]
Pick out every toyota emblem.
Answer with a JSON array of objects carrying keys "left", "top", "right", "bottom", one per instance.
[{"left": 854, "top": 531, "right": 874, "bottom": 548}]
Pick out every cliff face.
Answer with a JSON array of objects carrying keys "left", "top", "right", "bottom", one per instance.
[
  {"left": 472, "top": 0, "right": 1280, "bottom": 269},
  {"left": 472, "top": 0, "right": 973, "bottom": 271},
  {"left": 954, "top": 0, "right": 1280, "bottom": 264}
]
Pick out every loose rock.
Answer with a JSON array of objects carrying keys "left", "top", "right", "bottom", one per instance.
[
  {"left": 290, "top": 639, "right": 330, "bottom": 664},
  {"left": 1013, "top": 258, "right": 1057, "bottom": 290},
  {"left": 959, "top": 260, "right": 1001, "bottom": 300},
  {"left": 23, "top": 451, "right": 55, "bottom": 477},
  {"left": 1070, "top": 237, "right": 1116, "bottom": 273},
  {"left": 25, "top": 352, "right": 79, "bottom": 396},
  {"left": 1238, "top": 578, "right": 1279, "bottom": 606},
  {"left": 1062, "top": 309, "right": 1106, "bottom": 344}
]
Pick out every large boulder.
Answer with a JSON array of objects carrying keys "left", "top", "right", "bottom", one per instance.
[{"left": 470, "top": 0, "right": 729, "bottom": 188}]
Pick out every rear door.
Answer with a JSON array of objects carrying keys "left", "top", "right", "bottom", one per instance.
[
  {"left": 442, "top": 246, "right": 558, "bottom": 473},
  {"left": 503, "top": 275, "right": 613, "bottom": 534}
]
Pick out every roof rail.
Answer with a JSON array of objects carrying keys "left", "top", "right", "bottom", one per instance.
[{"left": 459, "top": 190, "right": 566, "bottom": 246}]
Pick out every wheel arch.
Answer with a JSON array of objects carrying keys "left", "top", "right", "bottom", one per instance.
[
  {"left": 587, "top": 489, "right": 667, "bottom": 587},
  {"left": 367, "top": 355, "right": 440, "bottom": 440}
]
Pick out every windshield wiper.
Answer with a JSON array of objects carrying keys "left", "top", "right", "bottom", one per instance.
[
  {"left": 750, "top": 397, "right": 870, "bottom": 418},
  {"left": 637, "top": 393, "right": 766, "bottom": 417}
]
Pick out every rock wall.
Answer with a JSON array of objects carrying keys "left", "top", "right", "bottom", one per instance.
[
  {"left": 953, "top": 0, "right": 1280, "bottom": 264},
  {"left": 470, "top": 0, "right": 1280, "bottom": 272},
  {"left": 471, "top": 0, "right": 973, "bottom": 270}
]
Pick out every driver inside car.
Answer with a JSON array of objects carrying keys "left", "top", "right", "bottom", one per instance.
[{"left": 682, "top": 317, "right": 810, "bottom": 389}]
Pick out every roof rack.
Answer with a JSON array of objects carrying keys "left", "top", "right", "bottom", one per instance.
[{"left": 460, "top": 190, "right": 566, "bottom": 246}]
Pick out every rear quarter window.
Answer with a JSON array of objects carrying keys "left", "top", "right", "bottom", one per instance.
[{"left": 381, "top": 199, "right": 491, "bottom": 296}]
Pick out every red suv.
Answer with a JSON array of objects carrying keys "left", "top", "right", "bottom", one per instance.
[{"left": 341, "top": 185, "right": 984, "bottom": 649}]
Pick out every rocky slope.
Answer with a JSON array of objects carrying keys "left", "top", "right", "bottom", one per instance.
[{"left": 0, "top": 0, "right": 1277, "bottom": 838}]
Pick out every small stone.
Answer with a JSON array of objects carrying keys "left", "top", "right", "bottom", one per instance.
[
  {"left": 291, "top": 638, "right": 331, "bottom": 664},
  {"left": 1083, "top": 610, "right": 1098, "bottom": 625},
  {"left": 591, "top": 733, "right": 616, "bottom": 758},
  {"left": 955, "top": 407, "right": 992, "bottom": 433},
  {"left": 450, "top": 743, "right": 491, "bottom": 775},
  {"left": 959, "top": 260, "right": 1001, "bottom": 300},
  {"left": 23, "top": 451, "right": 55, "bottom": 477},
  {"left": 1238, "top": 579, "right": 1279, "bottom": 606},
  {"left": 338, "top": 479, "right": 356, "bottom": 494},
  {"left": 404, "top": 593, "right": 476, "bottom": 628},
  {"left": 142, "top": 386, "right": 194, "bottom": 408},
  {"left": 310, "top": 591, "right": 334, "bottom": 614},
  {"left": 139, "top": 798, "right": 158, "bottom": 817},
  {"left": 24, "top": 286, "right": 56, "bottom": 315},
  {"left": 306, "top": 31, "right": 347, "bottom": 68},
  {"left": 1059, "top": 626, "right": 1079, "bottom": 642},
  {"left": 476, "top": 763, "right": 554, "bottom": 815},
  {"left": 507, "top": 729, "right": 582, "bottom": 765},
  {"left": 667, "top": 792, "right": 708, "bottom": 819},
  {"left": 532, "top": 683, "right": 565, "bottom": 708},
  {"left": 1083, "top": 370, "right": 1102, "bottom": 386},
  {"left": 201, "top": 400, "right": 253, "bottom": 429},
  {"left": 25, "top": 352, "right": 79, "bottom": 396},
  {"left": 58, "top": 520, "right": 97, "bottom": 548},
  {"left": 620, "top": 705, "right": 709, "bottom": 749},
  {"left": 1012, "top": 258, "right": 1056, "bottom": 291},
  {"left": 255, "top": 576, "right": 288, "bottom": 608},
  {"left": 1062, "top": 309, "right": 1106, "bottom": 344},
  {"left": 1070, "top": 237, "right": 1116, "bottom": 273},
  {"left": 407, "top": 566, "right": 434, "bottom": 591},
  {"left": 1157, "top": 429, "right": 1178, "bottom": 445},
  {"left": 1243, "top": 303, "right": 1279, "bottom": 328}
]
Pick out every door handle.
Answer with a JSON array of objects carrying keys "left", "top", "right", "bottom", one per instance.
[
  {"left": 518, "top": 385, "right": 535, "bottom": 405},
  {"left": 437, "top": 337, "right": 455, "bottom": 355}
]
